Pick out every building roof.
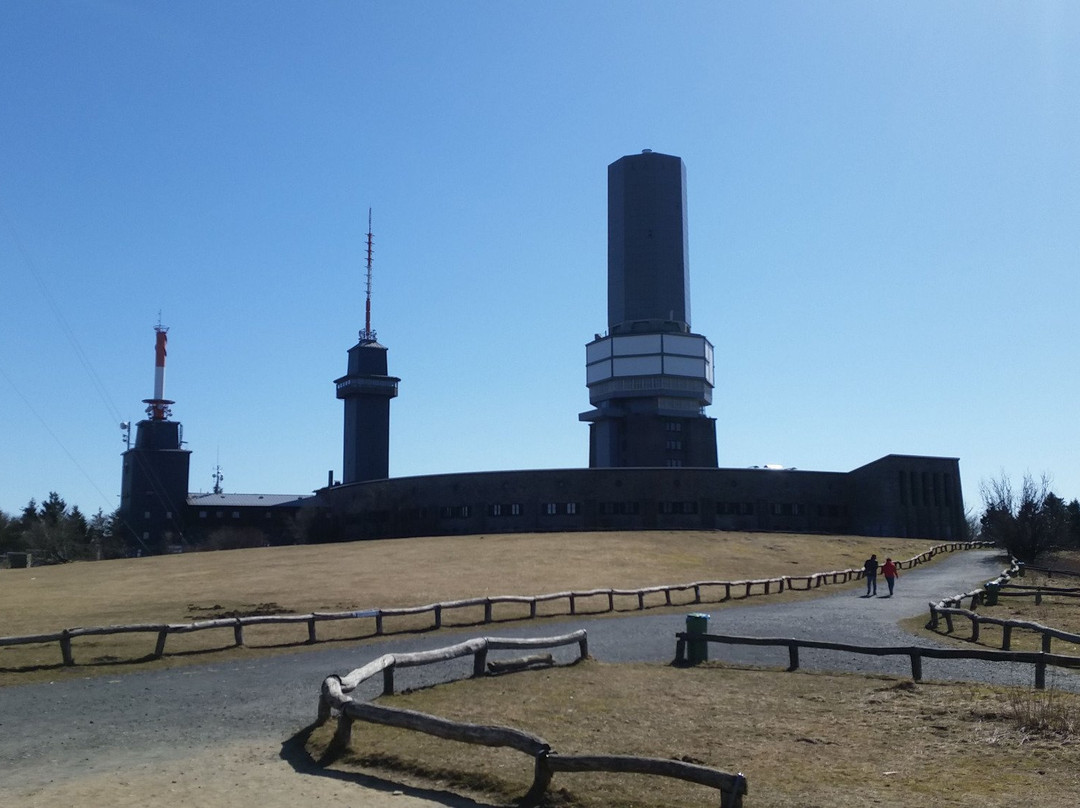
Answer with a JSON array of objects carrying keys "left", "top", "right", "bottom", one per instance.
[{"left": 187, "top": 493, "right": 311, "bottom": 508}]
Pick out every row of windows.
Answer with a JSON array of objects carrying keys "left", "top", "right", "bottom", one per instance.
[
  {"left": 441, "top": 503, "right": 580, "bottom": 519},
  {"left": 434, "top": 501, "right": 849, "bottom": 519},
  {"left": 196, "top": 510, "right": 274, "bottom": 520}
]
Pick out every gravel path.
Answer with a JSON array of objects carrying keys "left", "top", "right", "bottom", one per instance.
[{"left": 4, "top": 547, "right": 1072, "bottom": 801}]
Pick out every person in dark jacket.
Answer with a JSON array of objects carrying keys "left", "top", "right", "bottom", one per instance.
[{"left": 863, "top": 554, "right": 879, "bottom": 596}]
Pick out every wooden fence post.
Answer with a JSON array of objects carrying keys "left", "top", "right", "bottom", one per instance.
[
  {"left": 578, "top": 633, "right": 589, "bottom": 661},
  {"left": 969, "top": 616, "right": 980, "bottom": 643},
  {"left": 1042, "top": 633, "right": 1052, "bottom": 655},
  {"left": 434, "top": 605, "right": 442, "bottom": 630},
  {"left": 327, "top": 714, "right": 354, "bottom": 760},
  {"left": 484, "top": 599, "right": 493, "bottom": 623},
  {"left": 529, "top": 599, "right": 538, "bottom": 619},
  {"left": 569, "top": 594, "right": 577, "bottom": 615},
  {"left": 376, "top": 612, "right": 384, "bottom": 635},
  {"left": 233, "top": 622, "right": 244, "bottom": 647},
  {"left": 1001, "top": 625, "right": 1012, "bottom": 650},
  {"left": 910, "top": 652, "right": 922, "bottom": 682},
  {"left": 787, "top": 643, "right": 799, "bottom": 672},
  {"left": 1036, "top": 658, "right": 1046, "bottom": 690},
  {"left": 307, "top": 617, "right": 317, "bottom": 644},
  {"left": 383, "top": 665, "right": 395, "bottom": 696},
  {"left": 473, "top": 646, "right": 488, "bottom": 678},
  {"left": 525, "top": 750, "right": 553, "bottom": 806},
  {"left": 60, "top": 629, "right": 74, "bottom": 666},
  {"left": 154, "top": 628, "right": 169, "bottom": 658}
]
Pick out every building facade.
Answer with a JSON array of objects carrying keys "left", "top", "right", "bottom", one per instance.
[{"left": 312, "top": 455, "right": 965, "bottom": 542}]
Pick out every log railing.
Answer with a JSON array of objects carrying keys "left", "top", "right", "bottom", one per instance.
[
  {"left": 1018, "top": 563, "right": 1080, "bottom": 580},
  {"left": 317, "top": 630, "right": 747, "bottom": 808},
  {"left": 0, "top": 540, "right": 993, "bottom": 667},
  {"left": 928, "top": 559, "right": 1080, "bottom": 661},
  {"left": 673, "top": 630, "right": 1080, "bottom": 690}
]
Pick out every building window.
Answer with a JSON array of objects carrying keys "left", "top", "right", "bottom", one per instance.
[
  {"left": 199, "top": 511, "right": 207, "bottom": 519},
  {"left": 666, "top": 440, "right": 683, "bottom": 450},
  {"left": 666, "top": 459, "right": 684, "bottom": 467},
  {"left": 543, "top": 502, "right": 578, "bottom": 516},
  {"left": 440, "top": 505, "right": 471, "bottom": 518},
  {"left": 661, "top": 501, "right": 698, "bottom": 515},
  {"left": 144, "top": 511, "right": 151, "bottom": 519},
  {"left": 232, "top": 511, "right": 240, "bottom": 519},
  {"left": 511, "top": 503, "right": 522, "bottom": 516}
]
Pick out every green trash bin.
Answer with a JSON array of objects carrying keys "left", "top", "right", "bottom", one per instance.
[
  {"left": 686, "top": 613, "right": 710, "bottom": 664},
  {"left": 984, "top": 581, "right": 1000, "bottom": 606}
]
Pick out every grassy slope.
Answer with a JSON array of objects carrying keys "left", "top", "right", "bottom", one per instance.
[{"left": 0, "top": 530, "right": 935, "bottom": 681}]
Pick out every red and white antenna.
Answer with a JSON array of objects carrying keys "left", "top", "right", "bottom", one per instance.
[
  {"left": 142, "top": 317, "right": 174, "bottom": 421},
  {"left": 359, "top": 208, "right": 377, "bottom": 343}
]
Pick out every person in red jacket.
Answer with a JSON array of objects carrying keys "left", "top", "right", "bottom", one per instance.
[{"left": 881, "top": 557, "right": 899, "bottom": 597}]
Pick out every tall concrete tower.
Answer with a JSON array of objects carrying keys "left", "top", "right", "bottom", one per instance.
[
  {"left": 579, "top": 150, "right": 718, "bottom": 468},
  {"left": 118, "top": 323, "right": 192, "bottom": 554},
  {"left": 335, "top": 211, "right": 399, "bottom": 483}
]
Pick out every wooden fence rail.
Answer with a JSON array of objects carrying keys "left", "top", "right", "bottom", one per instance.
[
  {"left": 0, "top": 540, "right": 994, "bottom": 668},
  {"left": 673, "top": 631, "right": 1080, "bottom": 690},
  {"left": 1018, "top": 564, "right": 1080, "bottom": 580},
  {"left": 317, "top": 630, "right": 747, "bottom": 808},
  {"left": 927, "top": 559, "right": 1080, "bottom": 660}
]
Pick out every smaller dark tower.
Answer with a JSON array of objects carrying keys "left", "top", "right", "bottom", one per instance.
[
  {"left": 118, "top": 322, "right": 192, "bottom": 554},
  {"left": 335, "top": 210, "right": 400, "bottom": 483}
]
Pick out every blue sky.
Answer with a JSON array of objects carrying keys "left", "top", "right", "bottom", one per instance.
[{"left": 1, "top": 1, "right": 1077, "bottom": 519}]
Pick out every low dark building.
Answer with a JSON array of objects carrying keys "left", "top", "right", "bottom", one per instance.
[{"left": 312, "top": 454, "right": 965, "bottom": 543}]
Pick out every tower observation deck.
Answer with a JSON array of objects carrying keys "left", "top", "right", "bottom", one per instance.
[{"left": 580, "top": 150, "right": 718, "bottom": 468}]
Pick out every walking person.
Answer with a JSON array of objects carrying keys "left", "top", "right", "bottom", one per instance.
[
  {"left": 881, "top": 557, "right": 898, "bottom": 597},
  {"left": 863, "top": 554, "right": 879, "bottom": 597}
]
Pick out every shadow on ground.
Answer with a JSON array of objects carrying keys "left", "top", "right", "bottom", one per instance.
[{"left": 279, "top": 722, "right": 505, "bottom": 808}]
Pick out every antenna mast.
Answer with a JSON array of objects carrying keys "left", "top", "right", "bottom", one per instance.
[
  {"left": 359, "top": 208, "right": 377, "bottom": 343},
  {"left": 142, "top": 319, "right": 174, "bottom": 421}
]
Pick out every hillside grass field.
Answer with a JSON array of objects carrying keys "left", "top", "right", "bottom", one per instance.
[
  {"left": 0, "top": 530, "right": 936, "bottom": 683},
  {"left": 5, "top": 532, "right": 1080, "bottom": 806}
]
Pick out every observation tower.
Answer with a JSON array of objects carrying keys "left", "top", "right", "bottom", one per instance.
[
  {"left": 335, "top": 210, "right": 400, "bottom": 483},
  {"left": 579, "top": 150, "right": 718, "bottom": 468}
]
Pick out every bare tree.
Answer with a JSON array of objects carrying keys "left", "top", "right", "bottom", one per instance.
[{"left": 980, "top": 472, "right": 1069, "bottom": 563}]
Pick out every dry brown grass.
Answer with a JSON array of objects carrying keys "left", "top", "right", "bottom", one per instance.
[
  {"left": 309, "top": 660, "right": 1080, "bottom": 807},
  {"left": 0, "top": 531, "right": 936, "bottom": 684}
]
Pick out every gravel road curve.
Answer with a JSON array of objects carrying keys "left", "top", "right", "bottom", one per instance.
[{"left": 4, "top": 547, "right": 1073, "bottom": 799}]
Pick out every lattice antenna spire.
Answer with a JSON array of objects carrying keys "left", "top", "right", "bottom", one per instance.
[{"left": 360, "top": 208, "right": 377, "bottom": 343}]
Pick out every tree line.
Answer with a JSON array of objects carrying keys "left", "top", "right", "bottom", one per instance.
[
  {"left": 978, "top": 473, "right": 1080, "bottom": 564},
  {"left": 0, "top": 493, "right": 124, "bottom": 563},
  {"left": 3, "top": 475, "right": 1079, "bottom": 566}
]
